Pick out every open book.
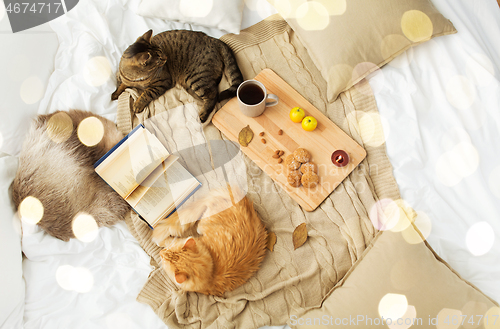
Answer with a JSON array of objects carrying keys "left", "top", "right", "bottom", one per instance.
[{"left": 94, "top": 124, "right": 201, "bottom": 228}]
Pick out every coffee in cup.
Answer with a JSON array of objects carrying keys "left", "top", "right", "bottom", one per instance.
[{"left": 237, "top": 80, "right": 278, "bottom": 117}]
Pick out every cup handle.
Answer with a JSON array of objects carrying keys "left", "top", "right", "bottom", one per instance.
[{"left": 265, "top": 94, "right": 279, "bottom": 107}]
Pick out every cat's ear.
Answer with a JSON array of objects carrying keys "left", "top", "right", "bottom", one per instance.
[
  {"left": 175, "top": 272, "right": 188, "bottom": 284},
  {"left": 138, "top": 30, "right": 153, "bottom": 44},
  {"left": 183, "top": 237, "right": 197, "bottom": 252}
]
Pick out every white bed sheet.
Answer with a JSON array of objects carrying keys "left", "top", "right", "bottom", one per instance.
[
  {"left": 1, "top": 0, "right": 499, "bottom": 328},
  {"left": 0, "top": 0, "right": 279, "bottom": 328},
  {"left": 367, "top": 0, "right": 500, "bottom": 303}
]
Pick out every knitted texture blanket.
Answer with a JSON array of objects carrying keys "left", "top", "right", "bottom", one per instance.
[{"left": 116, "top": 15, "right": 400, "bottom": 329}]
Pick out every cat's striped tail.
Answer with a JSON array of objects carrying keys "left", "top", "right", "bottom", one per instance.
[{"left": 217, "top": 40, "right": 244, "bottom": 101}]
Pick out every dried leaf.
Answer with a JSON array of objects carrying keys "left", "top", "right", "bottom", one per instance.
[
  {"left": 267, "top": 232, "right": 277, "bottom": 251},
  {"left": 238, "top": 125, "right": 254, "bottom": 147},
  {"left": 292, "top": 223, "right": 307, "bottom": 250}
]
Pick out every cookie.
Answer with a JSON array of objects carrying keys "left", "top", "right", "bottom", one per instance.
[
  {"left": 285, "top": 154, "right": 301, "bottom": 171},
  {"left": 300, "top": 162, "right": 317, "bottom": 174},
  {"left": 287, "top": 170, "right": 302, "bottom": 187},
  {"left": 293, "top": 148, "right": 311, "bottom": 163},
  {"left": 301, "top": 171, "right": 319, "bottom": 188}
]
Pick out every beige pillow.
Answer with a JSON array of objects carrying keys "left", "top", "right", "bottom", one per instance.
[
  {"left": 289, "top": 225, "right": 499, "bottom": 329},
  {"left": 267, "top": 0, "right": 457, "bottom": 102}
]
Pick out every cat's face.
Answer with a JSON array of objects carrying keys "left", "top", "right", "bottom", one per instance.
[
  {"left": 119, "top": 30, "right": 166, "bottom": 82},
  {"left": 159, "top": 237, "right": 213, "bottom": 293}
]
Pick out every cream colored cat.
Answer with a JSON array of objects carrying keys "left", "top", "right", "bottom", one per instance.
[
  {"left": 152, "top": 188, "right": 268, "bottom": 296},
  {"left": 10, "top": 110, "right": 129, "bottom": 241}
]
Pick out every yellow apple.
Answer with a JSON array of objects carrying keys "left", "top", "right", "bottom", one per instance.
[
  {"left": 289, "top": 107, "right": 305, "bottom": 123},
  {"left": 301, "top": 116, "right": 318, "bottom": 131}
]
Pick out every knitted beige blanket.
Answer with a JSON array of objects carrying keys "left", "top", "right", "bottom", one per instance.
[{"left": 116, "top": 15, "right": 400, "bottom": 329}]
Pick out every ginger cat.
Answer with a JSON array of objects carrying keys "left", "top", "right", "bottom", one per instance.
[{"left": 152, "top": 189, "right": 267, "bottom": 296}]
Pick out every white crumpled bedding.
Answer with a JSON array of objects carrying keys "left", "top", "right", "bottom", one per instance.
[{"left": 367, "top": 0, "right": 500, "bottom": 303}]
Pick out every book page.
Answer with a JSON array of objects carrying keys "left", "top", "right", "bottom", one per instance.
[
  {"left": 95, "top": 127, "right": 170, "bottom": 198},
  {"left": 131, "top": 160, "right": 200, "bottom": 226},
  {"left": 125, "top": 155, "right": 179, "bottom": 208}
]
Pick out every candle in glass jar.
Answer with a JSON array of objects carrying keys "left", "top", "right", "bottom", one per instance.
[{"left": 331, "top": 150, "right": 349, "bottom": 167}]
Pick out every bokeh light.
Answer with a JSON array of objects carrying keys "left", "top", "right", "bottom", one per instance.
[
  {"left": 256, "top": 0, "right": 277, "bottom": 19},
  {"left": 77, "top": 116, "right": 104, "bottom": 146},
  {"left": 436, "top": 308, "right": 462, "bottom": 329},
  {"left": 462, "top": 301, "right": 488, "bottom": 329},
  {"left": 358, "top": 111, "right": 387, "bottom": 147},
  {"left": 401, "top": 211, "right": 432, "bottom": 244},
  {"left": 452, "top": 143, "right": 480, "bottom": 178},
  {"left": 71, "top": 267, "right": 94, "bottom": 293},
  {"left": 466, "top": 221, "right": 495, "bottom": 256},
  {"left": 179, "top": 0, "right": 213, "bottom": 17},
  {"left": 245, "top": 0, "right": 259, "bottom": 10},
  {"left": 316, "top": 0, "right": 346, "bottom": 15},
  {"left": 296, "top": 1, "right": 329, "bottom": 31},
  {"left": 245, "top": 0, "right": 276, "bottom": 19},
  {"left": 378, "top": 293, "right": 408, "bottom": 322},
  {"left": 388, "top": 305, "right": 417, "bottom": 329},
  {"left": 56, "top": 265, "right": 94, "bottom": 293},
  {"left": 72, "top": 213, "right": 99, "bottom": 242},
  {"left": 352, "top": 62, "right": 379, "bottom": 85},
  {"left": 46, "top": 112, "right": 73, "bottom": 144},
  {"left": 83, "top": 56, "right": 112, "bottom": 87},
  {"left": 488, "top": 166, "right": 500, "bottom": 200},
  {"left": 20, "top": 76, "right": 44, "bottom": 104},
  {"left": 401, "top": 10, "right": 433, "bottom": 42},
  {"left": 56, "top": 265, "right": 74, "bottom": 291},
  {"left": 370, "top": 199, "right": 400, "bottom": 231},
  {"left": 270, "top": 0, "right": 306, "bottom": 19},
  {"left": 484, "top": 306, "right": 500, "bottom": 329},
  {"left": 388, "top": 199, "right": 413, "bottom": 233},
  {"left": 436, "top": 142, "right": 479, "bottom": 187},
  {"left": 19, "top": 196, "right": 44, "bottom": 225},
  {"left": 446, "top": 75, "right": 477, "bottom": 111}
]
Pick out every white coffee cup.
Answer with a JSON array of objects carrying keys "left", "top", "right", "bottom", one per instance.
[{"left": 237, "top": 80, "right": 279, "bottom": 117}]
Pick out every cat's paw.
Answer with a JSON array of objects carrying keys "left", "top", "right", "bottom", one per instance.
[
  {"left": 151, "top": 225, "right": 186, "bottom": 246},
  {"left": 151, "top": 230, "right": 178, "bottom": 246},
  {"left": 133, "top": 102, "right": 147, "bottom": 113},
  {"left": 152, "top": 233, "right": 170, "bottom": 247},
  {"left": 151, "top": 234, "right": 162, "bottom": 247},
  {"left": 199, "top": 111, "right": 210, "bottom": 123}
]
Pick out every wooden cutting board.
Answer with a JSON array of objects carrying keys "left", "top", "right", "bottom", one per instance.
[{"left": 212, "top": 69, "right": 366, "bottom": 211}]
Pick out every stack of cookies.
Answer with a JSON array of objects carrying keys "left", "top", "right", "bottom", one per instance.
[{"left": 285, "top": 148, "right": 319, "bottom": 188}]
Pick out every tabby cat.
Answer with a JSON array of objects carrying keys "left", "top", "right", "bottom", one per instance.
[
  {"left": 111, "top": 29, "right": 243, "bottom": 123},
  {"left": 152, "top": 188, "right": 268, "bottom": 296},
  {"left": 10, "top": 110, "right": 129, "bottom": 241}
]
